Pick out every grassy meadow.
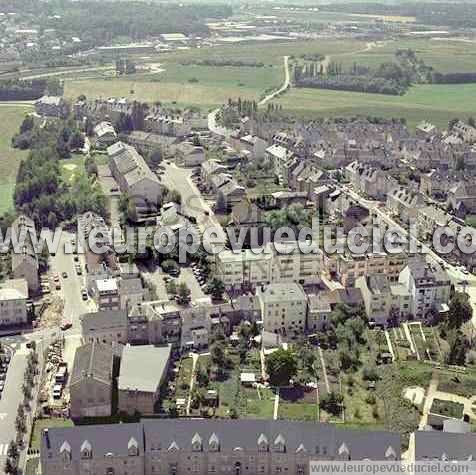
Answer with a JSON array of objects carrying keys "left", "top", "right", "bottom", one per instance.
[{"left": 0, "top": 106, "right": 31, "bottom": 213}]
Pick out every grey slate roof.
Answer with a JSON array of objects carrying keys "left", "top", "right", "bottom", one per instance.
[
  {"left": 41, "top": 422, "right": 144, "bottom": 461},
  {"left": 42, "top": 420, "right": 400, "bottom": 460},
  {"left": 70, "top": 342, "right": 113, "bottom": 387},
  {"left": 414, "top": 430, "right": 476, "bottom": 460},
  {"left": 80, "top": 310, "right": 127, "bottom": 332}
]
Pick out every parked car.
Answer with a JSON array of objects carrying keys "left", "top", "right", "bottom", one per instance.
[
  {"left": 81, "top": 289, "right": 88, "bottom": 301},
  {"left": 62, "top": 271, "right": 68, "bottom": 279},
  {"left": 60, "top": 320, "right": 72, "bottom": 331},
  {"left": 75, "top": 265, "right": 82, "bottom": 275},
  {"left": 53, "top": 384, "right": 62, "bottom": 399},
  {"left": 73, "top": 255, "right": 79, "bottom": 262}
]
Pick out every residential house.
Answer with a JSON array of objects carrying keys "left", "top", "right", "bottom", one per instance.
[
  {"left": 355, "top": 275, "right": 393, "bottom": 326},
  {"left": 0, "top": 279, "right": 28, "bottom": 327},
  {"left": 176, "top": 142, "right": 206, "bottom": 167},
  {"left": 307, "top": 294, "right": 332, "bottom": 332},
  {"left": 416, "top": 121, "right": 438, "bottom": 140},
  {"left": 201, "top": 160, "right": 227, "bottom": 186},
  {"left": 230, "top": 134, "right": 267, "bottom": 160},
  {"left": 345, "top": 161, "right": 389, "bottom": 200},
  {"left": 453, "top": 120, "right": 476, "bottom": 144},
  {"left": 265, "top": 144, "right": 293, "bottom": 185},
  {"left": 91, "top": 278, "right": 120, "bottom": 311},
  {"left": 108, "top": 142, "right": 163, "bottom": 219},
  {"left": 124, "top": 131, "right": 178, "bottom": 157},
  {"left": 216, "top": 179, "right": 246, "bottom": 213},
  {"left": 230, "top": 201, "right": 266, "bottom": 246},
  {"left": 93, "top": 121, "right": 117, "bottom": 149},
  {"left": 11, "top": 215, "right": 39, "bottom": 293},
  {"left": 386, "top": 187, "right": 426, "bottom": 223},
  {"left": 118, "top": 344, "right": 171, "bottom": 415},
  {"left": 257, "top": 282, "right": 307, "bottom": 336},
  {"left": 34, "top": 95, "right": 67, "bottom": 117},
  {"left": 80, "top": 310, "right": 128, "bottom": 345},
  {"left": 398, "top": 258, "right": 451, "bottom": 320},
  {"left": 447, "top": 181, "right": 476, "bottom": 218},
  {"left": 69, "top": 342, "right": 114, "bottom": 419}
]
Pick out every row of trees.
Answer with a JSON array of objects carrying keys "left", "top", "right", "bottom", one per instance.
[{"left": 181, "top": 59, "right": 265, "bottom": 68}]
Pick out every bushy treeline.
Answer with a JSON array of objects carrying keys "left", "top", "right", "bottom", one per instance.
[
  {"left": 0, "top": 79, "right": 50, "bottom": 101},
  {"left": 296, "top": 75, "right": 407, "bottom": 95},
  {"left": 181, "top": 59, "right": 265, "bottom": 68},
  {"left": 432, "top": 72, "right": 476, "bottom": 84}
]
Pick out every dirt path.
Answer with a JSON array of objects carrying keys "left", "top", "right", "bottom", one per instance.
[
  {"left": 259, "top": 56, "right": 290, "bottom": 106},
  {"left": 318, "top": 347, "right": 331, "bottom": 393},
  {"left": 186, "top": 353, "right": 199, "bottom": 416}
]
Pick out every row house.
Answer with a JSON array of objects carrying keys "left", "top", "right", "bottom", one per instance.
[
  {"left": 386, "top": 186, "right": 426, "bottom": 223},
  {"left": 11, "top": 215, "right": 40, "bottom": 293},
  {"left": 41, "top": 419, "right": 401, "bottom": 475},
  {"left": 416, "top": 205, "right": 452, "bottom": 241},
  {"left": 345, "top": 161, "right": 389, "bottom": 200},
  {"left": 257, "top": 282, "right": 307, "bottom": 336},
  {"left": 447, "top": 180, "right": 476, "bottom": 217},
  {"left": 144, "top": 114, "right": 191, "bottom": 137}
]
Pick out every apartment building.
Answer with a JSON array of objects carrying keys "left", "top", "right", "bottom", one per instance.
[
  {"left": 80, "top": 310, "right": 128, "bottom": 345},
  {"left": 399, "top": 259, "right": 451, "bottom": 320},
  {"left": 92, "top": 278, "right": 120, "bottom": 311},
  {"left": 332, "top": 252, "right": 408, "bottom": 287},
  {"left": 257, "top": 283, "right": 307, "bottom": 336},
  {"left": 216, "top": 242, "right": 322, "bottom": 289}
]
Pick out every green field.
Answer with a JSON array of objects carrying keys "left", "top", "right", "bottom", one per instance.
[
  {"left": 0, "top": 106, "right": 31, "bottom": 213},
  {"left": 337, "top": 39, "right": 476, "bottom": 74},
  {"left": 64, "top": 39, "right": 362, "bottom": 107},
  {"left": 274, "top": 83, "right": 476, "bottom": 130}
]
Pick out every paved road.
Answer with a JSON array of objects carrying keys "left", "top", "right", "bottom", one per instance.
[
  {"left": 259, "top": 56, "right": 290, "bottom": 106},
  {"left": 207, "top": 108, "right": 232, "bottom": 138},
  {"left": 162, "top": 162, "right": 227, "bottom": 250},
  {"left": 50, "top": 230, "right": 96, "bottom": 331}
]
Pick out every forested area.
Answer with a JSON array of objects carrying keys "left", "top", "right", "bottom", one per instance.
[
  {"left": 294, "top": 48, "right": 476, "bottom": 95},
  {"left": 13, "top": 118, "right": 106, "bottom": 228},
  {"left": 0, "top": 79, "right": 60, "bottom": 101}
]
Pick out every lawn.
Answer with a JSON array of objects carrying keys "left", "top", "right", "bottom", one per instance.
[
  {"left": 175, "top": 356, "right": 193, "bottom": 399},
  {"left": 430, "top": 398, "right": 465, "bottom": 419},
  {"left": 274, "top": 83, "right": 476, "bottom": 130},
  {"left": 279, "top": 402, "right": 318, "bottom": 421},
  {"left": 437, "top": 369, "right": 476, "bottom": 399},
  {"left": 0, "top": 106, "right": 31, "bottom": 213},
  {"left": 30, "top": 418, "right": 74, "bottom": 450},
  {"left": 61, "top": 154, "right": 86, "bottom": 184}
]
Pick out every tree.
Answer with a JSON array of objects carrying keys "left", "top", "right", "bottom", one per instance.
[
  {"left": 176, "top": 282, "right": 191, "bottom": 305},
  {"left": 211, "top": 341, "right": 225, "bottom": 366},
  {"left": 265, "top": 348, "right": 298, "bottom": 387},
  {"left": 445, "top": 292, "right": 472, "bottom": 330},
  {"left": 7, "top": 441, "right": 18, "bottom": 460},
  {"left": 206, "top": 278, "right": 225, "bottom": 301},
  {"left": 19, "top": 116, "right": 34, "bottom": 134},
  {"left": 4, "top": 457, "right": 17, "bottom": 475},
  {"left": 320, "top": 391, "right": 344, "bottom": 416},
  {"left": 446, "top": 330, "right": 469, "bottom": 366},
  {"left": 469, "top": 116, "right": 476, "bottom": 128},
  {"left": 165, "top": 189, "right": 182, "bottom": 205}
]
